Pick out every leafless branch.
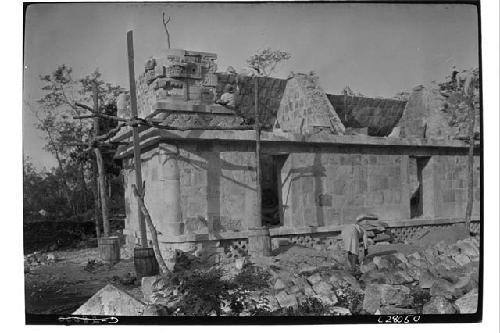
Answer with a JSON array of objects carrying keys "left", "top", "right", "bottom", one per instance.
[{"left": 162, "top": 12, "right": 171, "bottom": 49}]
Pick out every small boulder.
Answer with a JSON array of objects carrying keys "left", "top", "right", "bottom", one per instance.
[
  {"left": 276, "top": 291, "right": 298, "bottom": 310},
  {"left": 372, "top": 256, "right": 391, "bottom": 270},
  {"left": 430, "top": 278, "right": 456, "bottom": 299},
  {"left": 452, "top": 254, "right": 471, "bottom": 266},
  {"left": 141, "top": 275, "right": 166, "bottom": 302},
  {"left": 456, "top": 239, "right": 479, "bottom": 258},
  {"left": 423, "top": 296, "right": 456, "bottom": 314},
  {"left": 418, "top": 269, "right": 437, "bottom": 289},
  {"left": 313, "top": 293, "right": 338, "bottom": 306},
  {"left": 234, "top": 258, "right": 246, "bottom": 270},
  {"left": 379, "top": 306, "right": 417, "bottom": 315},
  {"left": 362, "top": 284, "right": 412, "bottom": 314},
  {"left": 360, "top": 262, "right": 377, "bottom": 274},
  {"left": 74, "top": 284, "right": 156, "bottom": 316},
  {"left": 434, "top": 241, "right": 449, "bottom": 255},
  {"left": 329, "top": 270, "right": 361, "bottom": 290},
  {"left": 332, "top": 306, "right": 351, "bottom": 316},
  {"left": 407, "top": 252, "right": 422, "bottom": 261},
  {"left": 273, "top": 278, "right": 286, "bottom": 290},
  {"left": 454, "top": 288, "right": 478, "bottom": 314},
  {"left": 312, "top": 281, "right": 333, "bottom": 296},
  {"left": 306, "top": 273, "right": 322, "bottom": 285}
]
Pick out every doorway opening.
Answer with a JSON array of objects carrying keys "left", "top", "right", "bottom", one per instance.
[
  {"left": 409, "top": 156, "right": 430, "bottom": 218},
  {"left": 260, "top": 154, "right": 288, "bottom": 228}
]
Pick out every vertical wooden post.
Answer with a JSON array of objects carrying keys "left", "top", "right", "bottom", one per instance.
[
  {"left": 127, "top": 30, "right": 148, "bottom": 248},
  {"left": 92, "top": 161, "right": 102, "bottom": 239},
  {"left": 464, "top": 95, "right": 476, "bottom": 235},
  {"left": 93, "top": 81, "right": 111, "bottom": 237},
  {"left": 254, "top": 76, "right": 262, "bottom": 226},
  {"left": 247, "top": 76, "right": 271, "bottom": 257}
]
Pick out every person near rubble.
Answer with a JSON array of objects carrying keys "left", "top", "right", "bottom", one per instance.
[
  {"left": 216, "top": 84, "right": 236, "bottom": 109},
  {"left": 341, "top": 215, "right": 369, "bottom": 270}
]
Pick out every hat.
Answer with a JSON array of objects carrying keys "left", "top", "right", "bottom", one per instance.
[{"left": 356, "top": 215, "right": 366, "bottom": 223}]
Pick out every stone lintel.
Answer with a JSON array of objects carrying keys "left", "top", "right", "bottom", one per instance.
[{"left": 112, "top": 127, "right": 480, "bottom": 160}]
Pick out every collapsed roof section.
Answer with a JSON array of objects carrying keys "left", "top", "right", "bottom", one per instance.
[
  {"left": 116, "top": 48, "right": 479, "bottom": 141},
  {"left": 275, "top": 73, "right": 345, "bottom": 135},
  {"left": 327, "top": 94, "right": 406, "bottom": 137}
]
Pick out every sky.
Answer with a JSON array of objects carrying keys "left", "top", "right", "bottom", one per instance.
[{"left": 23, "top": 2, "right": 479, "bottom": 169}]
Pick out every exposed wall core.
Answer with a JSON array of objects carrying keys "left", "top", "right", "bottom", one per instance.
[{"left": 409, "top": 156, "right": 431, "bottom": 218}]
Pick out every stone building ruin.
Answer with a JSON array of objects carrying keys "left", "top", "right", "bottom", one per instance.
[{"left": 111, "top": 48, "right": 480, "bottom": 261}]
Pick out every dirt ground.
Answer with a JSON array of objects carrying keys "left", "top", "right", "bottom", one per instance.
[
  {"left": 24, "top": 224, "right": 475, "bottom": 315},
  {"left": 24, "top": 247, "right": 141, "bottom": 314}
]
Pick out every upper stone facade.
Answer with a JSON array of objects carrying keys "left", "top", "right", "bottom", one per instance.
[{"left": 120, "top": 48, "right": 478, "bottom": 141}]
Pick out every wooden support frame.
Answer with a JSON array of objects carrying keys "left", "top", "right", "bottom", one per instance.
[{"left": 127, "top": 30, "right": 148, "bottom": 248}]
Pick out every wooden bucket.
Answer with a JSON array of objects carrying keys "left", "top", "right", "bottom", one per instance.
[
  {"left": 248, "top": 227, "right": 272, "bottom": 257},
  {"left": 134, "top": 247, "right": 159, "bottom": 279},
  {"left": 98, "top": 236, "right": 121, "bottom": 265}
]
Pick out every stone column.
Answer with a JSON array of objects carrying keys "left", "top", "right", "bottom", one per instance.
[{"left": 159, "top": 144, "right": 183, "bottom": 236}]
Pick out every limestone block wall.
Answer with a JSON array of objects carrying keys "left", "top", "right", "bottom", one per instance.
[
  {"left": 280, "top": 147, "right": 480, "bottom": 228},
  {"left": 215, "top": 73, "right": 287, "bottom": 126},
  {"left": 281, "top": 149, "right": 406, "bottom": 227},
  {"left": 122, "top": 142, "right": 258, "bottom": 241},
  {"left": 430, "top": 155, "right": 480, "bottom": 218}
]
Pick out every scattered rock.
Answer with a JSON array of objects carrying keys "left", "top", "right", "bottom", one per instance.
[
  {"left": 379, "top": 306, "right": 417, "bottom": 315},
  {"left": 360, "top": 262, "right": 377, "bottom": 274},
  {"left": 275, "top": 291, "right": 298, "bottom": 309},
  {"left": 332, "top": 306, "right": 351, "bottom": 315},
  {"left": 298, "top": 265, "right": 317, "bottom": 274},
  {"left": 273, "top": 278, "right": 286, "bottom": 290},
  {"left": 456, "top": 239, "right": 479, "bottom": 258},
  {"left": 407, "top": 252, "right": 422, "bottom": 261},
  {"left": 234, "top": 258, "right": 246, "bottom": 270},
  {"left": 454, "top": 288, "right": 478, "bottom": 314},
  {"left": 423, "top": 248, "right": 439, "bottom": 265},
  {"left": 141, "top": 275, "right": 166, "bottom": 302},
  {"left": 312, "top": 281, "right": 333, "bottom": 296},
  {"left": 430, "top": 278, "right": 456, "bottom": 299},
  {"left": 372, "top": 256, "right": 391, "bottom": 270},
  {"left": 329, "top": 270, "right": 361, "bottom": 290},
  {"left": 418, "top": 270, "right": 437, "bottom": 289},
  {"left": 423, "top": 296, "right": 456, "bottom": 314},
  {"left": 313, "top": 293, "right": 338, "bottom": 306},
  {"left": 306, "top": 273, "right": 322, "bottom": 285},
  {"left": 362, "top": 284, "right": 412, "bottom": 314},
  {"left": 434, "top": 241, "right": 449, "bottom": 255},
  {"left": 74, "top": 284, "right": 157, "bottom": 316},
  {"left": 452, "top": 254, "right": 471, "bottom": 266}
]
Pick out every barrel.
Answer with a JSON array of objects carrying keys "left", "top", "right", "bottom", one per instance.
[
  {"left": 247, "top": 227, "right": 272, "bottom": 257},
  {"left": 134, "top": 247, "right": 159, "bottom": 279},
  {"left": 98, "top": 236, "right": 121, "bottom": 265}
]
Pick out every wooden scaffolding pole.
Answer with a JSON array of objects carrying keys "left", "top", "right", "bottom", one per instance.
[
  {"left": 127, "top": 30, "right": 148, "bottom": 248},
  {"left": 254, "top": 76, "right": 262, "bottom": 225},
  {"left": 247, "top": 76, "right": 271, "bottom": 257},
  {"left": 93, "top": 81, "right": 111, "bottom": 237}
]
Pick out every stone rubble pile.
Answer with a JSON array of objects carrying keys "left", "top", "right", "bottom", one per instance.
[
  {"left": 24, "top": 252, "right": 58, "bottom": 273},
  {"left": 74, "top": 236, "right": 479, "bottom": 316}
]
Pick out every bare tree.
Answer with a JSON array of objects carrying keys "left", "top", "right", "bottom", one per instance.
[{"left": 163, "top": 13, "right": 171, "bottom": 49}]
